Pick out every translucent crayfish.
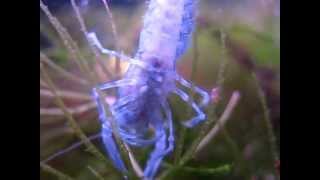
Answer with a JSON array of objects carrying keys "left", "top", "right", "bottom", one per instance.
[{"left": 88, "top": 0, "right": 210, "bottom": 179}]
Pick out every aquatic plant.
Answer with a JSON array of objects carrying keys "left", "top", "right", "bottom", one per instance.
[{"left": 40, "top": 0, "right": 280, "bottom": 179}]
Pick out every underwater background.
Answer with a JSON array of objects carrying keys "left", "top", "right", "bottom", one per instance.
[{"left": 40, "top": 0, "right": 280, "bottom": 179}]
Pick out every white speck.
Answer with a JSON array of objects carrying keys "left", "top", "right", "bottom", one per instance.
[
  {"left": 155, "top": 76, "right": 163, "bottom": 82},
  {"left": 140, "top": 85, "right": 148, "bottom": 93}
]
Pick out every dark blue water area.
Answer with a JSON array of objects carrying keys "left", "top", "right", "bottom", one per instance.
[
  {"left": 41, "top": 0, "right": 141, "bottom": 12},
  {"left": 40, "top": 0, "right": 252, "bottom": 13}
]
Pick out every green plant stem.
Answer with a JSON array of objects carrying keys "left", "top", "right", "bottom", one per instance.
[
  {"left": 159, "top": 91, "right": 241, "bottom": 179},
  {"left": 178, "top": 29, "right": 225, "bottom": 163},
  {"left": 101, "top": 0, "right": 121, "bottom": 75},
  {"left": 40, "top": 88, "right": 92, "bottom": 101},
  {"left": 220, "top": 127, "right": 249, "bottom": 178},
  {"left": 252, "top": 73, "right": 279, "bottom": 178},
  {"left": 178, "top": 29, "right": 206, "bottom": 164},
  {"left": 95, "top": 89, "right": 135, "bottom": 178},
  {"left": 217, "top": 28, "right": 227, "bottom": 87},
  {"left": 162, "top": 162, "right": 232, "bottom": 175},
  {"left": 40, "top": 0, "right": 98, "bottom": 84},
  {"left": 196, "top": 91, "right": 240, "bottom": 153},
  {"left": 40, "top": 162, "right": 75, "bottom": 180},
  {"left": 180, "top": 111, "right": 216, "bottom": 165},
  {"left": 124, "top": 143, "right": 144, "bottom": 178},
  {"left": 174, "top": 29, "right": 200, "bottom": 164},
  {"left": 40, "top": 64, "right": 108, "bottom": 165},
  {"left": 88, "top": 166, "right": 106, "bottom": 180},
  {"left": 216, "top": 29, "right": 249, "bottom": 177},
  {"left": 173, "top": 126, "right": 186, "bottom": 164},
  {"left": 158, "top": 107, "right": 218, "bottom": 180},
  {"left": 40, "top": 52, "right": 89, "bottom": 85},
  {"left": 70, "top": 0, "right": 114, "bottom": 80}
]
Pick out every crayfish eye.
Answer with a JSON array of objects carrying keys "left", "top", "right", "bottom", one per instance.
[{"left": 151, "top": 58, "right": 162, "bottom": 69}]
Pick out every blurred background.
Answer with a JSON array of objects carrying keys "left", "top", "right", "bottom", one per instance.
[{"left": 40, "top": 0, "right": 280, "bottom": 179}]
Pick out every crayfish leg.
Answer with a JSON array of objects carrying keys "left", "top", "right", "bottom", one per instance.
[
  {"left": 91, "top": 82, "right": 135, "bottom": 173},
  {"left": 143, "top": 102, "right": 174, "bottom": 179},
  {"left": 101, "top": 122, "right": 128, "bottom": 173},
  {"left": 143, "top": 129, "right": 168, "bottom": 179},
  {"left": 176, "top": 75, "right": 210, "bottom": 107},
  {"left": 173, "top": 88, "right": 206, "bottom": 128},
  {"left": 87, "top": 32, "right": 147, "bottom": 68}
]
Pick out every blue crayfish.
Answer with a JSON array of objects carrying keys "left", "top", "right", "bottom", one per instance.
[{"left": 88, "top": 0, "right": 210, "bottom": 179}]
